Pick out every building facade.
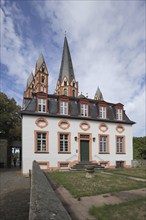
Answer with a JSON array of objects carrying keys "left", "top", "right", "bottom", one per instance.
[{"left": 21, "top": 37, "right": 135, "bottom": 174}]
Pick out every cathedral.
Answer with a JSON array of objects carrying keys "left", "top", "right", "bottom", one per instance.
[{"left": 21, "top": 36, "right": 135, "bottom": 174}]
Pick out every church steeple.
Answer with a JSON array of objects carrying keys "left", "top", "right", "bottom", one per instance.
[
  {"left": 56, "top": 36, "right": 78, "bottom": 97},
  {"left": 24, "top": 54, "right": 49, "bottom": 98},
  {"left": 94, "top": 87, "right": 104, "bottom": 100},
  {"left": 34, "top": 53, "right": 49, "bottom": 94}
]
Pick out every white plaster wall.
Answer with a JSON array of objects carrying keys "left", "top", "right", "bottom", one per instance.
[{"left": 22, "top": 115, "right": 133, "bottom": 174}]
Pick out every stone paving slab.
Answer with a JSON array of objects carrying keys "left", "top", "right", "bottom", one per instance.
[{"left": 0, "top": 168, "right": 30, "bottom": 220}]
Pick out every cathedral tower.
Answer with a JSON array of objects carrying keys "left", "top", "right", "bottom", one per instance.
[
  {"left": 24, "top": 53, "right": 49, "bottom": 98},
  {"left": 34, "top": 53, "right": 49, "bottom": 94},
  {"left": 56, "top": 36, "right": 78, "bottom": 97}
]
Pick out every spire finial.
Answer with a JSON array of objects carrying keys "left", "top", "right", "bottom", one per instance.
[{"left": 65, "top": 30, "right": 66, "bottom": 37}]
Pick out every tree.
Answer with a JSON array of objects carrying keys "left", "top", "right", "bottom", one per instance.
[
  {"left": 0, "top": 92, "right": 21, "bottom": 141},
  {"left": 133, "top": 136, "right": 146, "bottom": 159}
]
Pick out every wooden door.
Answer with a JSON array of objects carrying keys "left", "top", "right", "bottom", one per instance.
[{"left": 80, "top": 140, "right": 89, "bottom": 161}]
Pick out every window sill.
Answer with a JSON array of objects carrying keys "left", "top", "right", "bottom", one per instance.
[
  {"left": 116, "top": 152, "right": 126, "bottom": 154},
  {"left": 99, "top": 152, "right": 110, "bottom": 154},
  {"left": 58, "top": 152, "right": 71, "bottom": 154},
  {"left": 35, "top": 152, "right": 49, "bottom": 154}
]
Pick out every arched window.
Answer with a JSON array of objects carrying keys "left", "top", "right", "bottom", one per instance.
[
  {"left": 64, "top": 81, "right": 67, "bottom": 86},
  {"left": 63, "top": 89, "right": 67, "bottom": 96},
  {"left": 72, "top": 89, "right": 75, "bottom": 97},
  {"left": 41, "top": 76, "right": 45, "bottom": 83}
]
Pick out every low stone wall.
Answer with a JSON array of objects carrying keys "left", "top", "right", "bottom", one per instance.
[
  {"left": 0, "top": 139, "right": 8, "bottom": 167},
  {"left": 132, "top": 160, "right": 146, "bottom": 168},
  {"left": 29, "top": 161, "right": 71, "bottom": 220}
]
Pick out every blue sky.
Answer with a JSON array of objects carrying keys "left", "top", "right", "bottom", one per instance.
[{"left": 0, "top": 0, "right": 145, "bottom": 137}]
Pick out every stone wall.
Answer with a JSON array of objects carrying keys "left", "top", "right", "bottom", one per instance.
[
  {"left": 0, "top": 139, "right": 8, "bottom": 167},
  {"left": 29, "top": 161, "right": 71, "bottom": 220},
  {"left": 132, "top": 160, "right": 146, "bottom": 168}
]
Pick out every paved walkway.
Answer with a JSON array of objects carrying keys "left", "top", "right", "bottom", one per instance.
[
  {"left": 0, "top": 168, "right": 30, "bottom": 220},
  {"left": 0, "top": 169, "right": 145, "bottom": 220},
  {"left": 102, "top": 171, "right": 146, "bottom": 182}
]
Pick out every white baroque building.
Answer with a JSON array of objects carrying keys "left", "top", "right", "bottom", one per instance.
[{"left": 22, "top": 37, "right": 135, "bottom": 174}]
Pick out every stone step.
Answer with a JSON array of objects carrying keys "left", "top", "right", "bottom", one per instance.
[{"left": 71, "top": 161, "right": 102, "bottom": 170}]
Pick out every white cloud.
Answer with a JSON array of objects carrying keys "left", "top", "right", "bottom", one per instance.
[
  {"left": 1, "top": 1, "right": 39, "bottom": 102},
  {"left": 33, "top": 0, "right": 146, "bottom": 137},
  {"left": 1, "top": 0, "right": 145, "bottom": 136}
]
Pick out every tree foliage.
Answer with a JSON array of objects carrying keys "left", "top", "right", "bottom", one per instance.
[
  {"left": 0, "top": 92, "right": 21, "bottom": 141},
  {"left": 133, "top": 136, "right": 146, "bottom": 159}
]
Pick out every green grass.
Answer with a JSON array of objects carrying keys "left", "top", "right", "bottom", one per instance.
[
  {"left": 89, "top": 198, "right": 146, "bottom": 220},
  {"left": 48, "top": 171, "right": 146, "bottom": 198},
  {"left": 104, "top": 168, "right": 146, "bottom": 179}
]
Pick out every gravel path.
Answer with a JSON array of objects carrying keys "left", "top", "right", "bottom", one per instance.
[{"left": 0, "top": 168, "right": 30, "bottom": 220}]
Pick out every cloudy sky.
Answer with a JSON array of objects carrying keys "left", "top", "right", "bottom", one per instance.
[{"left": 1, "top": 0, "right": 145, "bottom": 137}]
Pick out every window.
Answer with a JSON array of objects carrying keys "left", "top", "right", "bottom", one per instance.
[
  {"left": 60, "top": 101, "right": 68, "bottom": 115},
  {"left": 60, "top": 163, "right": 69, "bottom": 168},
  {"left": 41, "top": 76, "right": 45, "bottom": 83},
  {"left": 35, "top": 132, "right": 48, "bottom": 152},
  {"left": 64, "top": 81, "right": 67, "bottom": 86},
  {"left": 38, "top": 99, "right": 46, "bottom": 112},
  {"left": 99, "top": 135, "right": 108, "bottom": 153},
  {"left": 59, "top": 134, "right": 70, "bottom": 152},
  {"left": 63, "top": 89, "right": 67, "bottom": 96},
  {"left": 81, "top": 104, "right": 88, "bottom": 117},
  {"left": 72, "top": 89, "right": 75, "bottom": 97},
  {"left": 116, "top": 136, "right": 125, "bottom": 153},
  {"left": 99, "top": 106, "right": 106, "bottom": 119},
  {"left": 116, "top": 109, "right": 123, "bottom": 120}
]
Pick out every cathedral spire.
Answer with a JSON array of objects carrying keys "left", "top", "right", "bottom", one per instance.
[
  {"left": 94, "top": 87, "right": 104, "bottom": 100},
  {"left": 56, "top": 36, "right": 78, "bottom": 97},
  {"left": 34, "top": 53, "right": 49, "bottom": 94},
  {"left": 58, "top": 36, "right": 75, "bottom": 83},
  {"left": 35, "top": 53, "right": 45, "bottom": 72}
]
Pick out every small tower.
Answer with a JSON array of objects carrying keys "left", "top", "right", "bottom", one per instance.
[
  {"left": 94, "top": 87, "right": 104, "bottom": 100},
  {"left": 34, "top": 53, "right": 49, "bottom": 94},
  {"left": 56, "top": 36, "right": 78, "bottom": 97}
]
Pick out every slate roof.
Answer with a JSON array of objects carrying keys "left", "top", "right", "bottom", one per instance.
[
  {"left": 21, "top": 94, "right": 135, "bottom": 125},
  {"left": 58, "top": 37, "right": 75, "bottom": 83},
  {"left": 26, "top": 73, "right": 34, "bottom": 88},
  {"left": 36, "top": 53, "right": 45, "bottom": 72},
  {"left": 94, "top": 87, "right": 103, "bottom": 100}
]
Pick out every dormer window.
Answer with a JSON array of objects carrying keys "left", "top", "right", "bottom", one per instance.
[
  {"left": 63, "top": 89, "right": 67, "bottom": 96},
  {"left": 38, "top": 99, "right": 46, "bottom": 112},
  {"left": 116, "top": 109, "right": 123, "bottom": 120},
  {"left": 81, "top": 104, "right": 88, "bottom": 117},
  {"left": 42, "top": 64, "right": 45, "bottom": 72},
  {"left": 99, "top": 106, "right": 106, "bottom": 119},
  {"left": 60, "top": 101, "right": 68, "bottom": 115},
  {"left": 64, "top": 81, "right": 67, "bottom": 86}
]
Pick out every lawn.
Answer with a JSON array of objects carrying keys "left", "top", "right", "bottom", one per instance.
[
  {"left": 104, "top": 168, "right": 146, "bottom": 179},
  {"left": 89, "top": 198, "right": 146, "bottom": 220},
  {"left": 48, "top": 171, "right": 146, "bottom": 198}
]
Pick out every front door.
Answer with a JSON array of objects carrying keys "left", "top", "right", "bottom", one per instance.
[{"left": 80, "top": 140, "right": 89, "bottom": 162}]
